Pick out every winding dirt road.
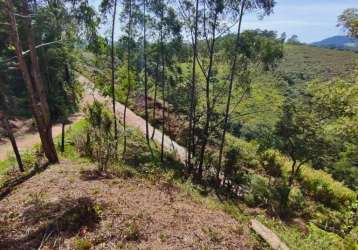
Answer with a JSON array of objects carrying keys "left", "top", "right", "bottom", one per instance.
[{"left": 0, "top": 75, "right": 187, "bottom": 163}]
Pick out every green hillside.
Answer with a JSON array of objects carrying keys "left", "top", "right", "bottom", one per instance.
[{"left": 278, "top": 44, "right": 358, "bottom": 85}]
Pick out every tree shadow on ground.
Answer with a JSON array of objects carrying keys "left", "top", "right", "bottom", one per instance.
[
  {"left": 0, "top": 196, "right": 101, "bottom": 250},
  {"left": 0, "top": 162, "right": 49, "bottom": 201}
]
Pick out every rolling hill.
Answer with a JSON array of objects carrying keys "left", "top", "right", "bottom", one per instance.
[{"left": 312, "top": 36, "right": 358, "bottom": 51}]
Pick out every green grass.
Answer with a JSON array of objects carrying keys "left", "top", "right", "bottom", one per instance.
[{"left": 257, "top": 215, "right": 347, "bottom": 250}]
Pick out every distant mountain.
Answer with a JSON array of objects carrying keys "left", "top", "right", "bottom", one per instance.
[{"left": 312, "top": 36, "right": 358, "bottom": 51}]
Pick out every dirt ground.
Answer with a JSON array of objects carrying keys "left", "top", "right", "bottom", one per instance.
[
  {"left": 0, "top": 114, "right": 82, "bottom": 161},
  {"left": 0, "top": 160, "right": 252, "bottom": 249}
]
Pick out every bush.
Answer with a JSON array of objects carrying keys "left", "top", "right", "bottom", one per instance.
[
  {"left": 74, "top": 238, "right": 92, "bottom": 250},
  {"left": 300, "top": 169, "right": 355, "bottom": 209},
  {"left": 75, "top": 101, "right": 118, "bottom": 171},
  {"left": 288, "top": 187, "right": 305, "bottom": 213},
  {"left": 244, "top": 175, "right": 272, "bottom": 207},
  {"left": 345, "top": 226, "right": 358, "bottom": 250},
  {"left": 331, "top": 160, "right": 358, "bottom": 191},
  {"left": 275, "top": 152, "right": 356, "bottom": 209},
  {"left": 313, "top": 200, "right": 358, "bottom": 237},
  {"left": 260, "top": 150, "right": 283, "bottom": 178},
  {"left": 225, "top": 135, "right": 260, "bottom": 169}
]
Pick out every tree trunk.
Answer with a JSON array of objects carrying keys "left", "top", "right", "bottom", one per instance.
[
  {"left": 288, "top": 160, "right": 297, "bottom": 186},
  {"left": 6, "top": 0, "right": 58, "bottom": 164},
  {"left": 143, "top": 0, "right": 151, "bottom": 148},
  {"left": 61, "top": 123, "right": 65, "bottom": 153},
  {"left": 0, "top": 75, "right": 24, "bottom": 172},
  {"left": 151, "top": 63, "right": 159, "bottom": 140},
  {"left": 160, "top": 6, "right": 165, "bottom": 162},
  {"left": 217, "top": 1, "right": 246, "bottom": 183},
  {"left": 0, "top": 113, "right": 24, "bottom": 172},
  {"left": 123, "top": 0, "right": 133, "bottom": 157},
  {"left": 197, "top": 13, "right": 218, "bottom": 180},
  {"left": 111, "top": 0, "right": 118, "bottom": 142},
  {"left": 187, "top": 0, "right": 200, "bottom": 171}
]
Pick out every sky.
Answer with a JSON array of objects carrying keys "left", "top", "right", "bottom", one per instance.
[
  {"left": 243, "top": 0, "right": 357, "bottom": 43},
  {"left": 90, "top": 0, "right": 357, "bottom": 43}
]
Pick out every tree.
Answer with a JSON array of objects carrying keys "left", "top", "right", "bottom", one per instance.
[
  {"left": 217, "top": 0, "right": 275, "bottom": 183},
  {"left": 122, "top": 0, "right": 134, "bottom": 156},
  {"left": 196, "top": 0, "right": 226, "bottom": 180},
  {"left": 100, "top": 0, "right": 119, "bottom": 143},
  {"left": 337, "top": 8, "right": 358, "bottom": 38},
  {"left": 275, "top": 101, "right": 334, "bottom": 186},
  {"left": 5, "top": 0, "right": 59, "bottom": 163},
  {"left": 287, "top": 34, "right": 300, "bottom": 44},
  {"left": 142, "top": 0, "right": 151, "bottom": 148}
]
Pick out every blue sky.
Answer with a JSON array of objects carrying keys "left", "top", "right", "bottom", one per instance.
[
  {"left": 244, "top": 0, "right": 357, "bottom": 43},
  {"left": 90, "top": 0, "right": 357, "bottom": 43}
]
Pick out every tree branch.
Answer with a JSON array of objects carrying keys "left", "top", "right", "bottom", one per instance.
[{"left": 0, "top": 39, "right": 63, "bottom": 64}]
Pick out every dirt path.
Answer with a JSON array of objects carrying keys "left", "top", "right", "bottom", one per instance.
[
  {"left": 0, "top": 75, "right": 187, "bottom": 163},
  {"left": 0, "top": 114, "right": 83, "bottom": 161},
  {"left": 79, "top": 75, "right": 187, "bottom": 163}
]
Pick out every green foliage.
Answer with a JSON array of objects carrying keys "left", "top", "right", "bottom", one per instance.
[
  {"left": 274, "top": 152, "right": 356, "bottom": 208},
  {"left": 75, "top": 101, "right": 118, "bottom": 171},
  {"left": 338, "top": 8, "right": 358, "bottom": 38},
  {"left": 312, "top": 200, "right": 358, "bottom": 237},
  {"left": 345, "top": 226, "right": 358, "bottom": 250},
  {"left": 258, "top": 215, "right": 347, "bottom": 250},
  {"left": 288, "top": 187, "right": 305, "bottom": 212},
  {"left": 244, "top": 174, "right": 272, "bottom": 207},
  {"left": 260, "top": 150, "right": 283, "bottom": 178},
  {"left": 74, "top": 238, "right": 92, "bottom": 250},
  {"left": 331, "top": 160, "right": 358, "bottom": 191}
]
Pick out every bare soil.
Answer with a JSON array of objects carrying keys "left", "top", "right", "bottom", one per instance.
[
  {"left": 0, "top": 114, "right": 83, "bottom": 161},
  {"left": 0, "top": 160, "right": 252, "bottom": 249}
]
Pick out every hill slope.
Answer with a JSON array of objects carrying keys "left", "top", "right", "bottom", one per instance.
[
  {"left": 0, "top": 160, "right": 252, "bottom": 249},
  {"left": 312, "top": 36, "right": 358, "bottom": 51},
  {"left": 278, "top": 44, "right": 358, "bottom": 85}
]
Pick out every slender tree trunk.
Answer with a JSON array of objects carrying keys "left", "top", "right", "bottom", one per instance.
[
  {"left": 143, "top": 0, "right": 151, "bottom": 148},
  {"left": 188, "top": 0, "right": 200, "bottom": 171},
  {"left": 151, "top": 67, "right": 158, "bottom": 139},
  {"left": 197, "top": 13, "right": 218, "bottom": 180},
  {"left": 0, "top": 115, "right": 24, "bottom": 172},
  {"left": 0, "top": 79, "right": 24, "bottom": 172},
  {"left": 160, "top": 6, "right": 165, "bottom": 162},
  {"left": 289, "top": 160, "right": 297, "bottom": 186},
  {"left": 217, "top": 1, "right": 246, "bottom": 183},
  {"left": 123, "top": 0, "right": 133, "bottom": 157},
  {"left": 6, "top": 0, "right": 58, "bottom": 163},
  {"left": 61, "top": 123, "right": 65, "bottom": 153},
  {"left": 111, "top": 0, "right": 118, "bottom": 142}
]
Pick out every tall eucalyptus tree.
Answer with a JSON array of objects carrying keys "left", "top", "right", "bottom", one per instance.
[{"left": 217, "top": 0, "right": 275, "bottom": 182}]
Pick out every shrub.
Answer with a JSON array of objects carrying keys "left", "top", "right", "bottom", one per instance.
[
  {"left": 288, "top": 187, "right": 305, "bottom": 212},
  {"left": 275, "top": 152, "right": 356, "bottom": 209},
  {"left": 345, "top": 226, "right": 358, "bottom": 250},
  {"left": 226, "top": 135, "right": 260, "bottom": 169},
  {"left": 299, "top": 169, "right": 355, "bottom": 209},
  {"left": 74, "top": 238, "right": 92, "bottom": 250},
  {"left": 260, "top": 150, "right": 283, "bottom": 178},
  {"left": 79, "top": 101, "right": 118, "bottom": 171},
  {"left": 313, "top": 200, "right": 358, "bottom": 237},
  {"left": 331, "top": 160, "right": 358, "bottom": 192},
  {"left": 244, "top": 174, "right": 272, "bottom": 207}
]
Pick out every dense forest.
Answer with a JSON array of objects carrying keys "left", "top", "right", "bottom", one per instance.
[{"left": 0, "top": 1, "right": 357, "bottom": 249}]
